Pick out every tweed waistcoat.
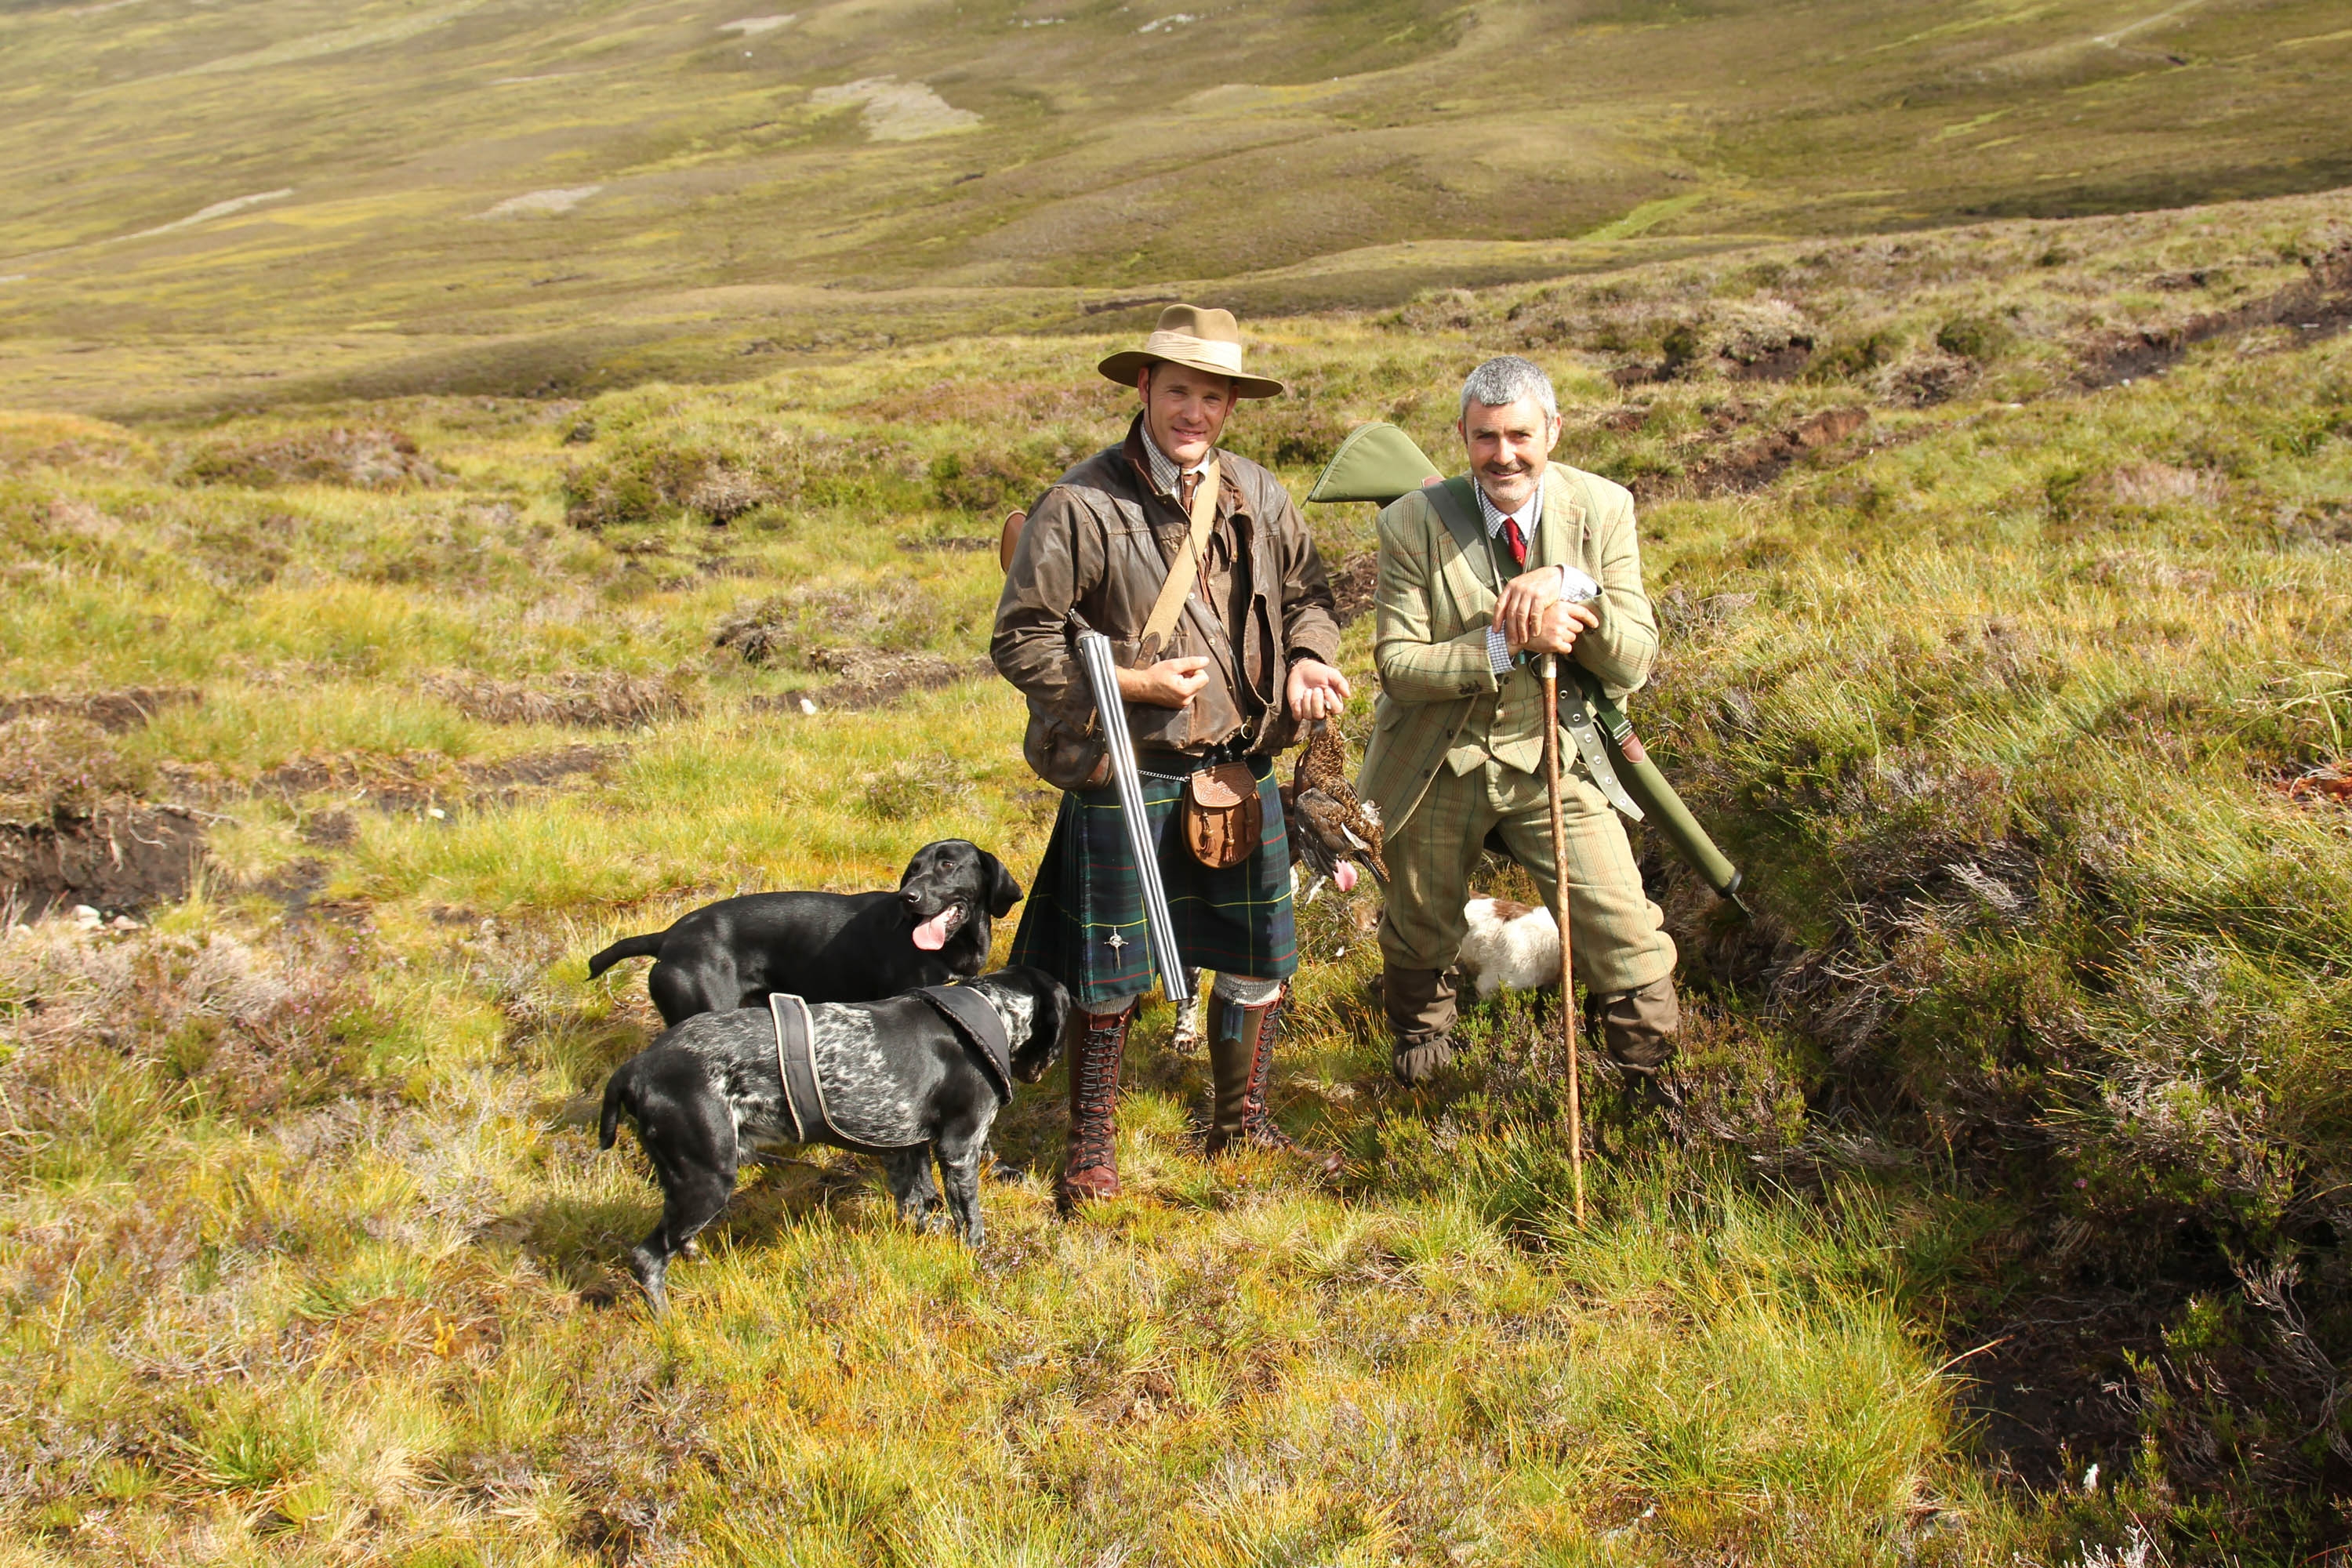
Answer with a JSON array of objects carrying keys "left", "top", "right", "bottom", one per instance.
[{"left": 1440, "top": 484, "right": 1568, "bottom": 777}]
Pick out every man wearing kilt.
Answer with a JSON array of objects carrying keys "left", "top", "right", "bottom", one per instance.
[{"left": 991, "top": 304, "right": 1352, "bottom": 1212}]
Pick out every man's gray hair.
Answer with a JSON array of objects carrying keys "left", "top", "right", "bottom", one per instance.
[{"left": 1459, "top": 355, "right": 1558, "bottom": 419}]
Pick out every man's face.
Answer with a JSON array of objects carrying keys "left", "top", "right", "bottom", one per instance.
[
  {"left": 1459, "top": 397, "right": 1562, "bottom": 514},
  {"left": 1140, "top": 365, "right": 1233, "bottom": 469}
]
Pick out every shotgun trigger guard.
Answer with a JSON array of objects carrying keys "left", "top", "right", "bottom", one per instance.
[{"left": 1557, "top": 684, "right": 1646, "bottom": 822}]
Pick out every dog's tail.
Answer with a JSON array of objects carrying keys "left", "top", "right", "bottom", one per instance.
[
  {"left": 599, "top": 1058, "right": 641, "bottom": 1150},
  {"left": 586, "top": 930, "right": 666, "bottom": 978}
]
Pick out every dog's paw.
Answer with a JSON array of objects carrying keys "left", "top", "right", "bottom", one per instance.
[{"left": 626, "top": 1247, "right": 671, "bottom": 1317}]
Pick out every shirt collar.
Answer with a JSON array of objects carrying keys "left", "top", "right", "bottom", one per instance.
[{"left": 1475, "top": 472, "right": 1544, "bottom": 536}]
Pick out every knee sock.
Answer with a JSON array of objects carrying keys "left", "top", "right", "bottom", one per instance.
[{"left": 1210, "top": 973, "right": 1283, "bottom": 1008}]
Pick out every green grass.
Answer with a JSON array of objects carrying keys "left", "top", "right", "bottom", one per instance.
[
  {"left": 3, "top": 0, "right": 2352, "bottom": 413},
  {"left": 4, "top": 185, "right": 2352, "bottom": 1562}
]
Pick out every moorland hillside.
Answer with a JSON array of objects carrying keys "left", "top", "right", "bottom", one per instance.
[
  {"left": 2, "top": 0, "right": 2350, "bottom": 410},
  {"left": 2, "top": 183, "right": 2350, "bottom": 1562}
]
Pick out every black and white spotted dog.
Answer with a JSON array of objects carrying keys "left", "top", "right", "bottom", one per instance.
[{"left": 598, "top": 964, "right": 1070, "bottom": 1312}]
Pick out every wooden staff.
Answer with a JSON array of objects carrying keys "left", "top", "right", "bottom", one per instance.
[{"left": 1541, "top": 652, "right": 1585, "bottom": 1226}]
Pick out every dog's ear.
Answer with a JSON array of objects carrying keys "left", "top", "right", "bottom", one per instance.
[
  {"left": 982, "top": 851, "right": 1023, "bottom": 919},
  {"left": 1009, "top": 968, "right": 1072, "bottom": 1080},
  {"left": 1041, "top": 975, "right": 1073, "bottom": 1050}
]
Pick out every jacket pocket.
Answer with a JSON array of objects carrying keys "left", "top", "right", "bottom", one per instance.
[{"left": 1023, "top": 712, "right": 1109, "bottom": 792}]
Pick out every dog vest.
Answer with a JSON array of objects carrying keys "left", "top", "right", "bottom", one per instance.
[
  {"left": 912, "top": 984, "right": 1016, "bottom": 1105},
  {"left": 766, "top": 985, "right": 1015, "bottom": 1151}
]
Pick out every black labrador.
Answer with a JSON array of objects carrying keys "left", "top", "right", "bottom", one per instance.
[
  {"left": 586, "top": 840, "right": 1022, "bottom": 1025},
  {"left": 598, "top": 964, "right": 1071, "bottom": 1312}
]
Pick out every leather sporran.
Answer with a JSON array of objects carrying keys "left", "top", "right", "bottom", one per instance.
[{"left": 1183, "top": 760, "right": 1261, "bottom": 869}]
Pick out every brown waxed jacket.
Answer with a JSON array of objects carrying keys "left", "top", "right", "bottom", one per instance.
[{"left": 991, "top": 416, "right": 1341, "bottom": 785}]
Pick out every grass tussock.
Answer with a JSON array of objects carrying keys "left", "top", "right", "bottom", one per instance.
[
  {"left": 5, "top": 188, "right": 2352, "bottom": 1561},
  {"left": 0, "top": 716, "right": 152, "bottom": 824},
  {"left": 421, "top": 670, "right": 700, "bottom": 729},
  {"left": 169, "top": 426, "right": 448, "bottom": 492}
]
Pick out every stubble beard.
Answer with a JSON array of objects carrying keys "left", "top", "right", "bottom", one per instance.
[{"left": 1477, "top": 461, "right": 1541, "bottom": 514}]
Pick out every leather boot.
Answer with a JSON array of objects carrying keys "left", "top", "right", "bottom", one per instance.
[
  {"left": 1205, "top": 985, "right": 1344, "bottom": 1177},
  {"left": 1588, "top": 975, "right": 1682, "bottom": 1108},
  {"left": 1384, "top": 965, "right": 1457, "bottom": 1087},
  {"left": 1056, "top": 1004, "right": 1132, "bottom": 1214}
]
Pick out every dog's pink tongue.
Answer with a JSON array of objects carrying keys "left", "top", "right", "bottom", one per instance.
[
  {"left": 1335, "top": 861, "right": 1359, "bottom": 893},
  {"left": 912, "top": 909, "right": 958, "bottom": 950}
]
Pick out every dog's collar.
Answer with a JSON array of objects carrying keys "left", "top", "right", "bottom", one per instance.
[{"left": 914, "top": 984, "right": 1015, "bottom": 1104}]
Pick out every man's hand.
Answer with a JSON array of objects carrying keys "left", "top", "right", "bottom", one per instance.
[
  {"left": 1494, "top": 565, "right": 1565, "bottom": 650},
  {"left": 1118, "top": 656, "right": 1213, "bottom": 709},
  {"left": 1287, "top": 658, "right": 1352, "bottom": 722},
  {"left": 1518, "top": 600, "right": 1599, "bottom": 656}
]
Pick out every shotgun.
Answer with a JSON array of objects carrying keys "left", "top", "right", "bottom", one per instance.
[{"left": 1073, "top": 630, "right": 1195, "bottom": 1006}]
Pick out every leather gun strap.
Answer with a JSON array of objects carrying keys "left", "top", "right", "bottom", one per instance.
[
  {"left": 1138, "top": 458, "right": 1221, "bottom": 653},
  {"left": 1423, "top": 475, "right": 1504, "bottom": 591}
]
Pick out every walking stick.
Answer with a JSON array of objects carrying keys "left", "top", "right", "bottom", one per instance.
[{"left": 1541, "top": 652, "right": 1585, "bottom": 1227}]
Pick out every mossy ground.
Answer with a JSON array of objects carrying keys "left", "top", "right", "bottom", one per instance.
[{"left": 4, "top": 187, "right": 2352, "bottom": 1563}]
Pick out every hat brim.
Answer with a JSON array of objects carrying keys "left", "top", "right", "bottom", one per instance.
[{"left": 1098, "top": 350, "right": 1284, "bottom": 400}]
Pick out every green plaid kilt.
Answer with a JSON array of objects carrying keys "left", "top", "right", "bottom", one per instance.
[{"left": 1011, "top": 756, "right": 1297, "bottom": 1011}]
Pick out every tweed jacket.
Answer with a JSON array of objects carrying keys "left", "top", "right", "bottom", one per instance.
[{"left": 1357, "top": 464, "right": 1660, "bottom": 833}]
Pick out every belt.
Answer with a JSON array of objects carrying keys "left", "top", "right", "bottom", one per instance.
[{"left": 1135, "top": 740, "right": 1263, "bottom": 776}]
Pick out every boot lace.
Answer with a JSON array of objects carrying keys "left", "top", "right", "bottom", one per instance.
[
  {"left": 1237, "top": 988, "right": 1298, "bottom": 1150},
  {"left": 1068, "top": 1016, "right": 1127, "bottom": 1168}
]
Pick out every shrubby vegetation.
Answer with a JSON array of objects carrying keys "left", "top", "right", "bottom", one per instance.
[{"left": 1, "top": 191, "right": 2349, "bottom": 1562}]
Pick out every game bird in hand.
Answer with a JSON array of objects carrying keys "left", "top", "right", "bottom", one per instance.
[{"left": 1286, "top": 720, "right": 1388, "bottom": 895}]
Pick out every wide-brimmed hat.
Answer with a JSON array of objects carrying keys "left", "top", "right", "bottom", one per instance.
[{"left": 1097, "top": 303, "right": 1285, "bottom": 399}]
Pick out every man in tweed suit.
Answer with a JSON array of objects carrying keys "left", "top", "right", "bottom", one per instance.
[{"left": 1357, "top": 356, "right": 1681, "bottom": 1087}]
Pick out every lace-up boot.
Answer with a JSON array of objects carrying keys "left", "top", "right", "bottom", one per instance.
[
  {"left": 1205, "top": 986, "right": 1344, "bottom": 1178},
  {"left": 1055, "top": 1004, "right": 1133, "bottom": 1213}
]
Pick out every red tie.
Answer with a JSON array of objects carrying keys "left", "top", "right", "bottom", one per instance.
[{"left": 1501, "top": 515, "right": 1528, "bottom": 569}]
